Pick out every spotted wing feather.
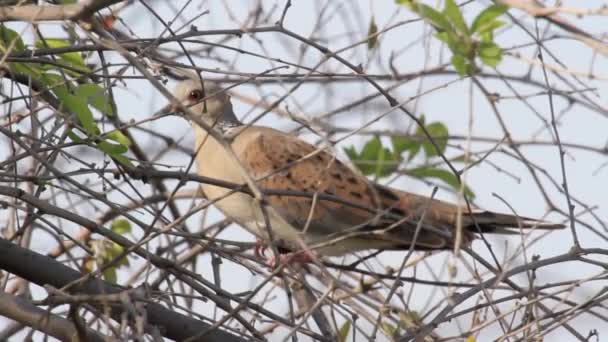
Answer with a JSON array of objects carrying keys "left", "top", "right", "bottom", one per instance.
[{"left": 238, "top": 130, "right": 451, "bottom": 250}]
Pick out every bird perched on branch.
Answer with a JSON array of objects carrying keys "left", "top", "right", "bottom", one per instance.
[{"left": 168, "top": 79, "right": 564, "bottom": 266}]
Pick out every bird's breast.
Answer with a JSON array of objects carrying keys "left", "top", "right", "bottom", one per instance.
[{"left": 193, "top": 127, "right": 302, "bottom": 244}]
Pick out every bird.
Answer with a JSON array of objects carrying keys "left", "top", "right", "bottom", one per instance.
[{"left": 169, "top": 78, "right": 564, "bottom": 266}]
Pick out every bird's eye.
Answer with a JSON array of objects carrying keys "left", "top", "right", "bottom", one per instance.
[{"left": 188, "top": 89, "right": 203, "bottom": 101}]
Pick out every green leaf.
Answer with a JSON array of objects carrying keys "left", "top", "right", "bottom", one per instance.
[
  {"left": 391, "top": 135, "right": 421, "bottom": 161},
  {"left": 40, "top": 72, "right": 71, "bottom": 99},
  {"left": 478, "top": 41, "right": 502, "bottom": 67},
  {"left": 97, "top": 140, "right": 128, "bottom": 155},
  {"left": 76, "top": 83, "right": 115, "bottom": 115},
  {"left": 40, "top": 74, "right": 101, "bottom": 136},
  {"left": 410, "top": 3, "right": 452, "bottom": 32},
  {"left": 381, "top": 322, "right": 398, "bottom": 337},
  {"left": 436, "top": 30, "right": 470, "bottom": 56},
  {"left": 344, "top": 146, "right": 359, "bottom": 161},
  {"left": 344, "top": 136, "right": 399, "bottom": 177},
  {"left": 359, "top": 136, "right": 382, "bottom": 163},
  {"left": 103, "top": 267, "right": 117, "bottom": 283},
  {"left": 451, "top": 54, "right": 468, "bottom": 76},
  {"left": 111, "top": 154, "right": 134, "bottom": 168},
  {"left": 377, "top": 144, "right": 397, "bottom": 177},
  {"left": 107, "top": 242, "right": 129, "bottom": 267},
  {"left": 471, "top": 4, "right": 508, "bottom": 34},
  {"left": 65, "top": 95, "right": 98, "bottom": 135},
  {"left": 367, "top": 17, "right": 379, "bottom": 50},
  {"left": 0, "top": 25, "right": 25, "bottom": 51},
  {"left": 443, "top": 0, "right": 468, "bottom": 35},
  {"left": 0, "top": 26, "right": 42, "bottom": 76},
  {"left": 391, "top": 135, "right": 417, "bottom": 155},
  {"left": 105, "top": 130, "right": 131, "bottom": 146},
  {"left": 67, "top": 131, "right": 84, "bottom": 143},
  {"left": 111, "top": 218, "right": 131, "bottom": 234},
  {"left": 408, "top": 166, "right": 475, "bottom": 198},
  {"left": 8, "top": 62, "right": 44, "bottom": 78},
  {"left": 399, "top": 310, "right": 421, "bottom": 329},
  {"left": 477, "top": 20, "right": 505, "bottom": 40},
  {"left": 338, "top": 321, "right": 351, "bottom": 342},
  {"left": 36, "top": 38, "right": 89, "bottom": 71},
  {"left": 450, "top": 33, "right": 471, "bottom": 56},
  {"left": 435, "top": 31, "right": 449, "bottom": 44},
  {"left": 417, "top": 121, "right": 448, "bottom": 157}
]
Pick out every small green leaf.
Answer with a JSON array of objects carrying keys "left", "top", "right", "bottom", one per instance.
[
  {"left": 111, "top": 218, "right": 131, "bottom": 234},
  {"left": 97, "top": 140, "right": 128, "bottom": 155},
  {"left": 477, "top": 20, "right": 505, "bottom": 40},
  {"left": 105, "top": 130, "right": 131, "bottom": 146},
  {"left": 338, "top": 321, "right": 351, "bottom": 342},
  {"left": 344, "top": 136, "right": 399, "bottom": 177},
  {"left": 478, "top": 41, "right": 502, "bottom": 67},
  {"left": 411, "top": 3, "right": 452, "bottom": 32},
  {"left": 408, "top": 166, "right": 475, "bottom": 198},
  {"left": 443, "top": 0, "right": 468, "bottom": 35},
  {"left": 451, "top": 54, "right": 469, "bottom": 76},
  {"left": 435, "top": 31, "right": 449, "bottom": 44},
  {"left": 9, "top": 62, "right": 44, "bottom": 78},
  {"left": 359, "top": 136, "right": 383, "bottom": 162},
  {"left": 399, "top": 310, "right": 421, "bottom": 329},
  {"left": 407, "top": 143, "right": 421, "bottom": 161},
  {"left": 436, "top": 30, "right": 470, "bottom": 56},
  {"left": 67, "top": 130, "right": 84, "bottom": 143},
  {"left": 381, "top": 322, "right": 398, "bottom": 337},
  {"left": 111, "top": 154, "right": 134, "bottom": 168},
  {"left": 36, "top": 38, "right": 89, "bottom": 71},
  {"left": 450, "top": 34, "right": 471, "bottom": 56},
  {"left": 107, "top": 242, "right": 129, "bottom": 267},
  {"left": 0, "top": 26, "right": 42, "bottom": 76},
  {"left": 367, "top": 17, "right": 379, "bottom": 50},
  {"left": 417, "top": 121, "right": 448, "bottom": 157},
  {"left": 41, "top": 74, "right": 100, "bottom": 135},
  {"left": 471, "top": 4, "right": 508, "bottom": 34},
  {"left": 0, "top": 25, "right": 26, "bottom": 51},
  {"left": 64, "top": 95, "right": 98, "bottom": 135},
  {"left": 40, "top": 72, "right": 71, "bottom": 99},
  {"left": 376, "top": 145, "right": 397, "bottom": 177},
  {"left": 345, "top": 139, "right": 378, "bottom": 175},
  {"left": 344, "top": 146, "right": 359, "bottom": 161},
  {"left": 103, "top": 267, "right": 117, "bottom": 283},
  {"left": 391, "top": 136, "right": 417, "bottom": 155},
  {"left": 76, "top": 83, "right": 115, "bottom": 115},
  {"left": 391, "top": 135, "right": 421, "bottom": 161}
]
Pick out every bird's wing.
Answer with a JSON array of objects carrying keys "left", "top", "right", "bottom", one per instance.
[
  {"left": 235, "top": 127, "right": 563, "bottom": 254},
  {"left": 236, "top": 128, "right": 456, "bottom": 251}
]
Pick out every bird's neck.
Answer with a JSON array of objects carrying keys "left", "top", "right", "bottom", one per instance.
[{"left": 193, "top": 124, "right": 219, "bottom": 153}]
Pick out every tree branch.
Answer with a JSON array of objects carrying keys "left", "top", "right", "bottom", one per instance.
[
  {"left": 0, "top": 237, "right": 246, "bottom": 342},
  {"left": 0, "top": 291, "right": 109, "bottom": 342},
  {"left": 0, "top": 0, "right": 124, "bottom": 22}
]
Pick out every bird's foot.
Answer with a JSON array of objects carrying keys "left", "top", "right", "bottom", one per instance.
[
  {"left": 266, "top": 249, "right": 316, "bottom": 269},
  {"left": 253, "top": 238, "right": 268, "bottom": 259},
  {"left": 252, "top": 239, "right": 317, "bottom": 268}
]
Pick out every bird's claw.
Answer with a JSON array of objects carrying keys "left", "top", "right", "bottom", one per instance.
[
  {"left": 266, "top": 249, "right": 316, "bottom": 269},
  {"left": 253, "top": 242, "right": 268, "bottom": 259},
  {"left": 252, "top": 239, "right": 317, "bottom": 269}
]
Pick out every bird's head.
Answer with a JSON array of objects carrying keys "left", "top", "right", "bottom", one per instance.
[{"left": 170, "top": 79, "right": 240, "bottom": 129}]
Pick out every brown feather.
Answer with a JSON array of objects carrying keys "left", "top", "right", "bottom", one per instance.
[{"left": 232, "top": 128, "right": 565, "bottom": 255}]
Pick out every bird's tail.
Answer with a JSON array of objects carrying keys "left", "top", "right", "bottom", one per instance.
[{"left": 465, "top": 210, "right": 565, "bottom": 234}]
